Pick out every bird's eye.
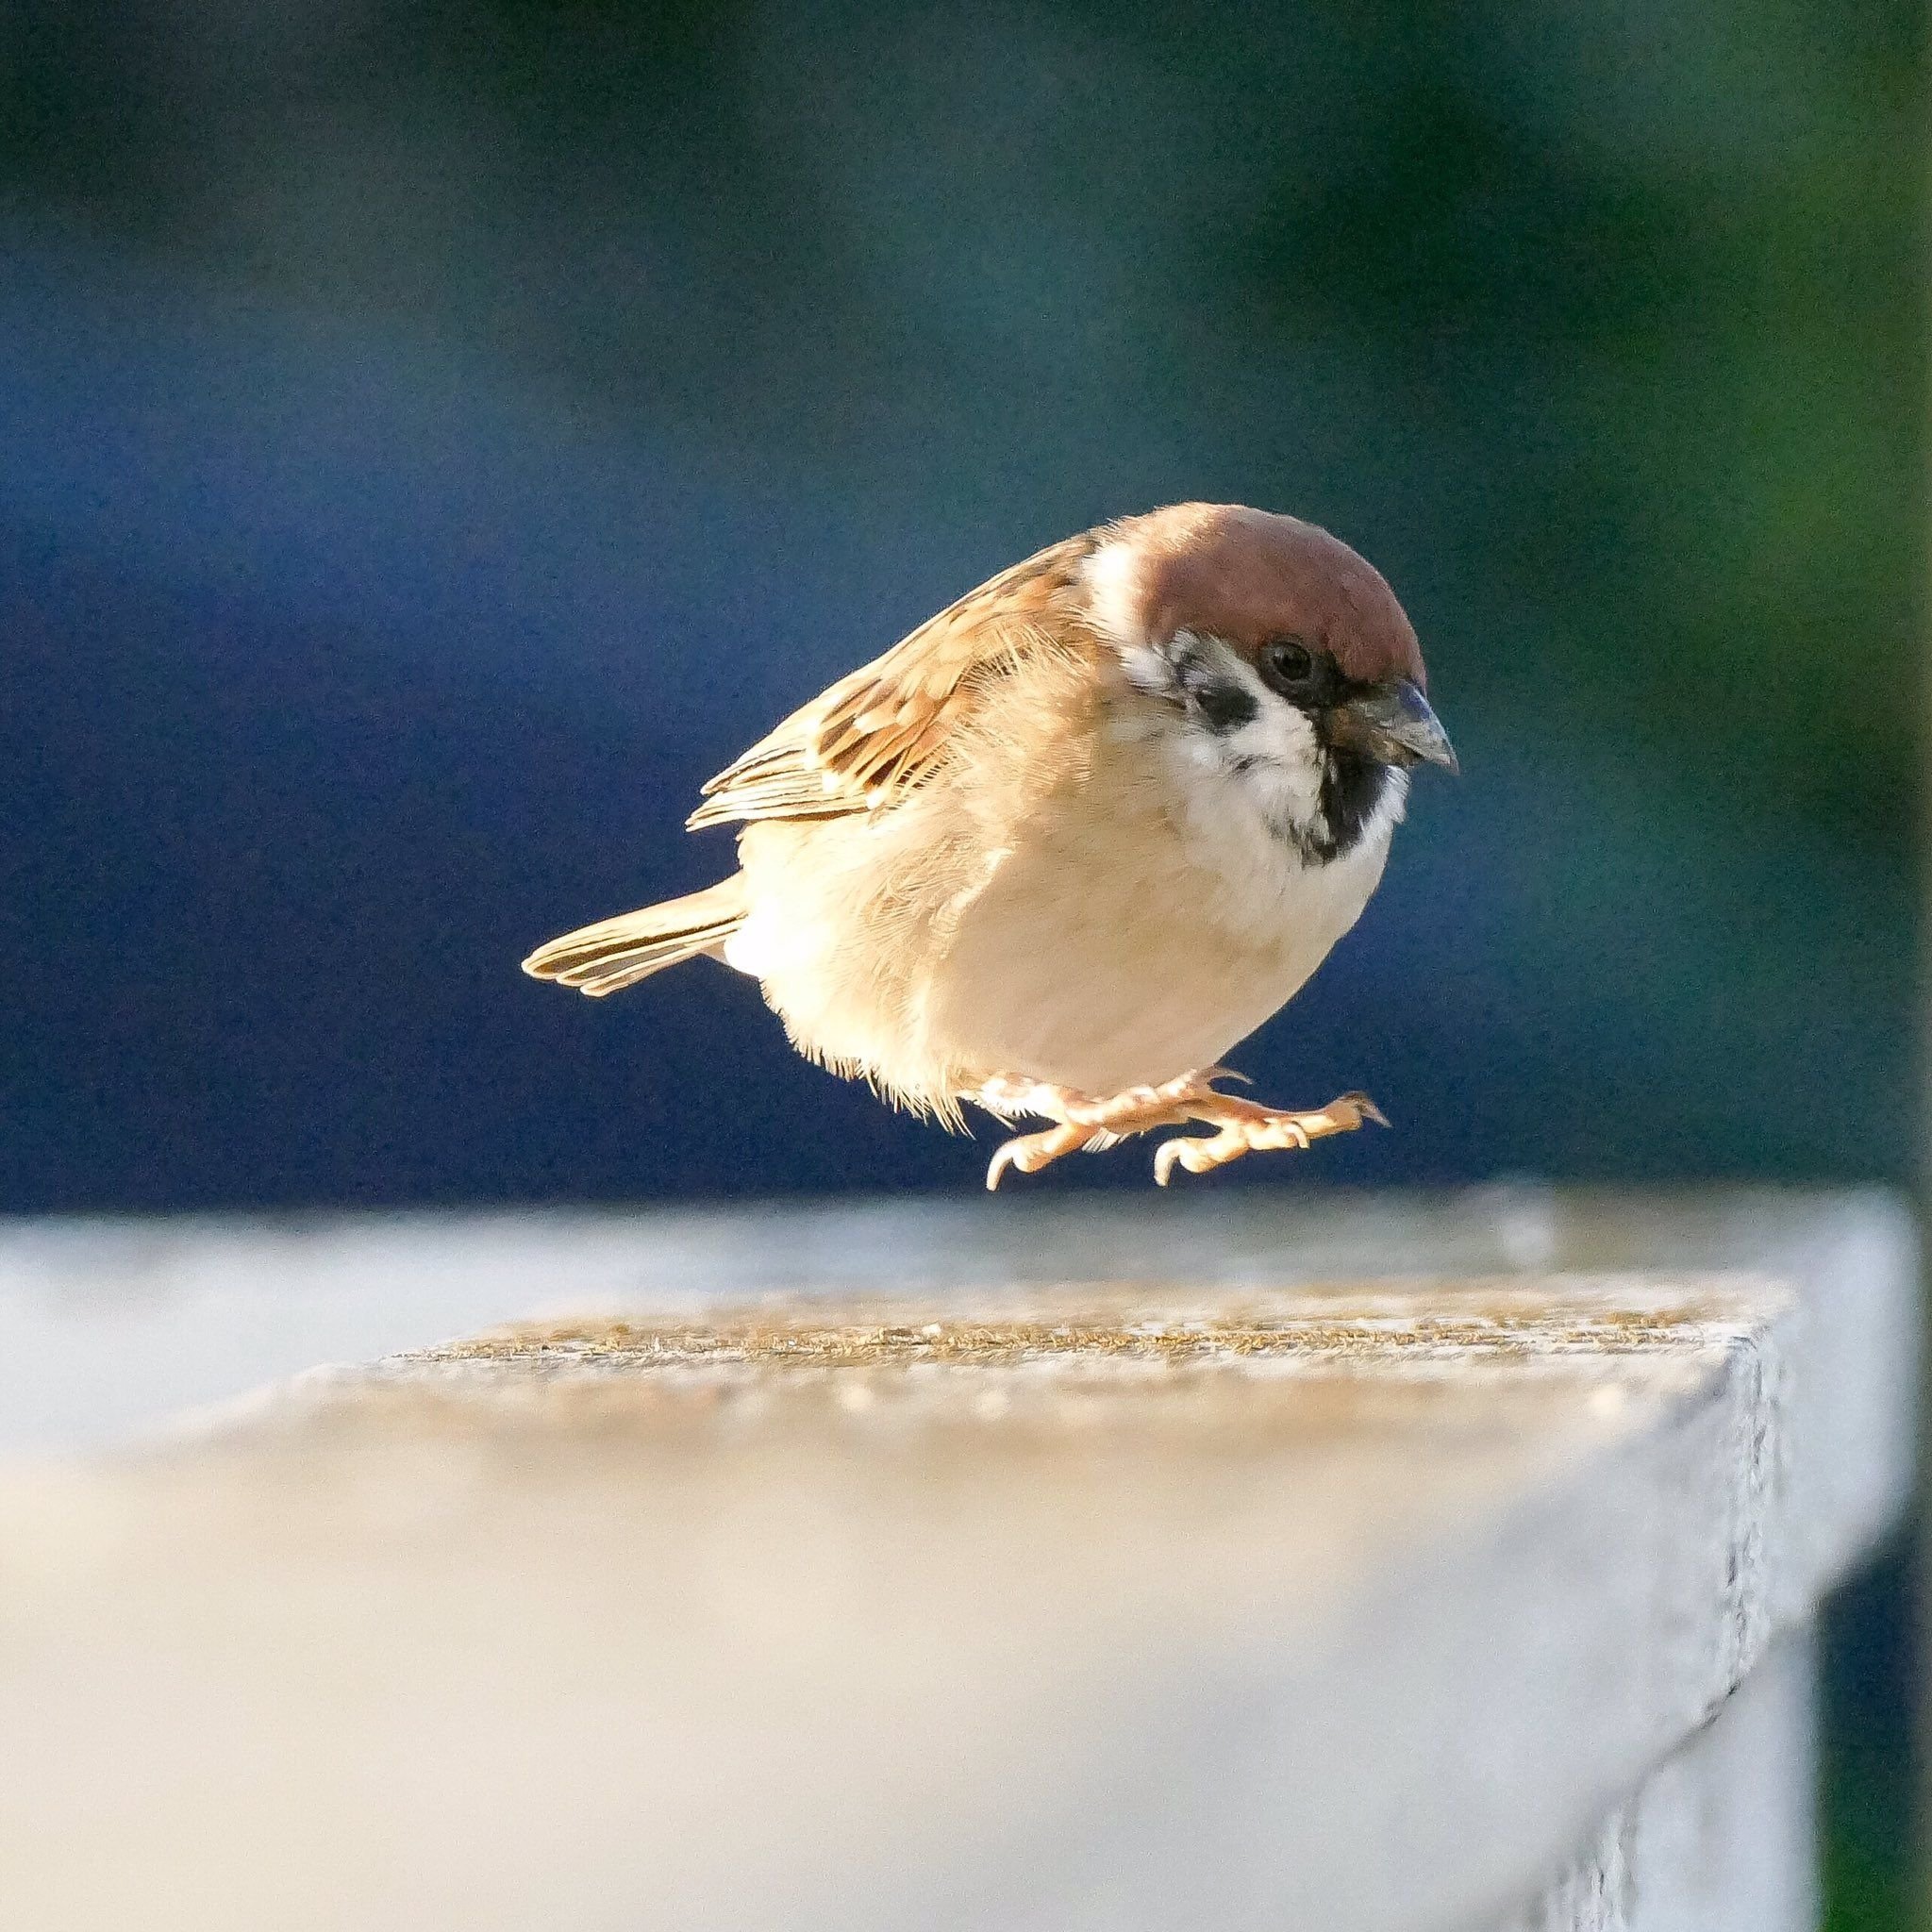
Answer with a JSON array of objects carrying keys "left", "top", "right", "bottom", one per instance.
[{"left": 1259, "top": 638, "right": 1316, "bottom": 695}]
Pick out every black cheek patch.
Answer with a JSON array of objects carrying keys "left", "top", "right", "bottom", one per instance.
[{"left": 1186, "top": 674, "right": 1258, "bottom": 735}]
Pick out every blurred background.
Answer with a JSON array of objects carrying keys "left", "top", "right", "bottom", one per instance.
[{"left": 0, "top": 1, "right": 1920, "bottom": 1922}]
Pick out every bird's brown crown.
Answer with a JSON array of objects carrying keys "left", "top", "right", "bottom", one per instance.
[{"left": 1111, "top": 503, "right": 1424, "bottom": 691}]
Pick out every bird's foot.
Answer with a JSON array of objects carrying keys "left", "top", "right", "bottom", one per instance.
[
  {"left": 979, "top": 1071, "right": 1245, "bottom": 1190},
  {"left": 1152, "top": 1090, "right": 1389, "bottom": 1186}
]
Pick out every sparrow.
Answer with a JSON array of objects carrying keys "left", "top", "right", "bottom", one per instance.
[{"left": 524, "top": 502, "right": 1455, "bottom": 1188}]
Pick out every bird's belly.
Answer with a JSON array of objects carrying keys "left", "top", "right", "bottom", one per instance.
[
  {"left": 931, "top": 921, "right": 1290, "bottom": 1092},
  {"left": 923, "top": 797, "right": 1391, "bottom": 1096}
]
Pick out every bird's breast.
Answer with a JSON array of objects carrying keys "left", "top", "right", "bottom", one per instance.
[{"left": 921, "top": 719, "right": 1398, "bottom": 1092}]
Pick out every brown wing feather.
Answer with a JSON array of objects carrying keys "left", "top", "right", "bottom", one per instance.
[{"left": 686, "top": 531, "right": 1100, "bottom": 832}]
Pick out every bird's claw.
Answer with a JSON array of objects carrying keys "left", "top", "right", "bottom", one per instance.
[
  {"left": 1152, "top": 1091, "right": 1389, "bottom": 1186},
  {"left": 985, "top": 1123, "right": 1097, "bottom": 1191}
]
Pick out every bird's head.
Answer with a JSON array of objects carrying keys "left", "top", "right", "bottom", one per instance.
[{"left": 1083, "top": 503, "right": 1456, "bottom": 863}]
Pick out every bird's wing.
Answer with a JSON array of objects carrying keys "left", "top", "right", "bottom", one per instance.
[{"left": 687, "top": 531, "right": 1102, "bottom": 831}]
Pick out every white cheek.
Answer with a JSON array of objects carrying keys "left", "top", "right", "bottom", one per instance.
[{"left": 1189, "top": 643, "right": 1326, "bottom": 824}]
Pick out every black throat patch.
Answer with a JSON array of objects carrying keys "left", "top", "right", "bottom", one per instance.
[
  {"left": 1309, "top": 745, "right": 1391, "bottom": 863},
  {"left": 1263, "top": 749, "right": 1391, "bottom": 867}
]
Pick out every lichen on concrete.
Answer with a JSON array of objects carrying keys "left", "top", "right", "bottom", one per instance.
[{"left": 400, "top": 1273, "right": 1779, "bottom": 1377}]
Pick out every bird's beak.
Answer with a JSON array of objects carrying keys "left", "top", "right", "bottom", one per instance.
[{"left": 1335, "top": 677, "right": 1458, "bottom": 774}]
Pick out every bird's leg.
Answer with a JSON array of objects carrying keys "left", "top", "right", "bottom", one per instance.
[
  {"left": 976, "top": 1071, "right": 1243, "bottom": 1191},
  {"left": 1152, "top": 1089, "right": 1389, "bottom": 1186}
]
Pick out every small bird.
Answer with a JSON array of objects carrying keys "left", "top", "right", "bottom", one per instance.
[{"left": 525, "top": 503, "right": 1455, "bottom": 1188}]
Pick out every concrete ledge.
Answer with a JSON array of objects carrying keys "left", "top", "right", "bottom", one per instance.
[
  {"left": 1503, "top": 1631, "right": 1817, "bottom": 1932},
  {"left": 0, "top": 1190, "right": 1914, "bottom": 1931}
]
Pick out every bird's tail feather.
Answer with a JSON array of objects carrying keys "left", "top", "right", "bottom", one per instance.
[{"left": 522, "top": 876, "right": 748, "bottom": 997}]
